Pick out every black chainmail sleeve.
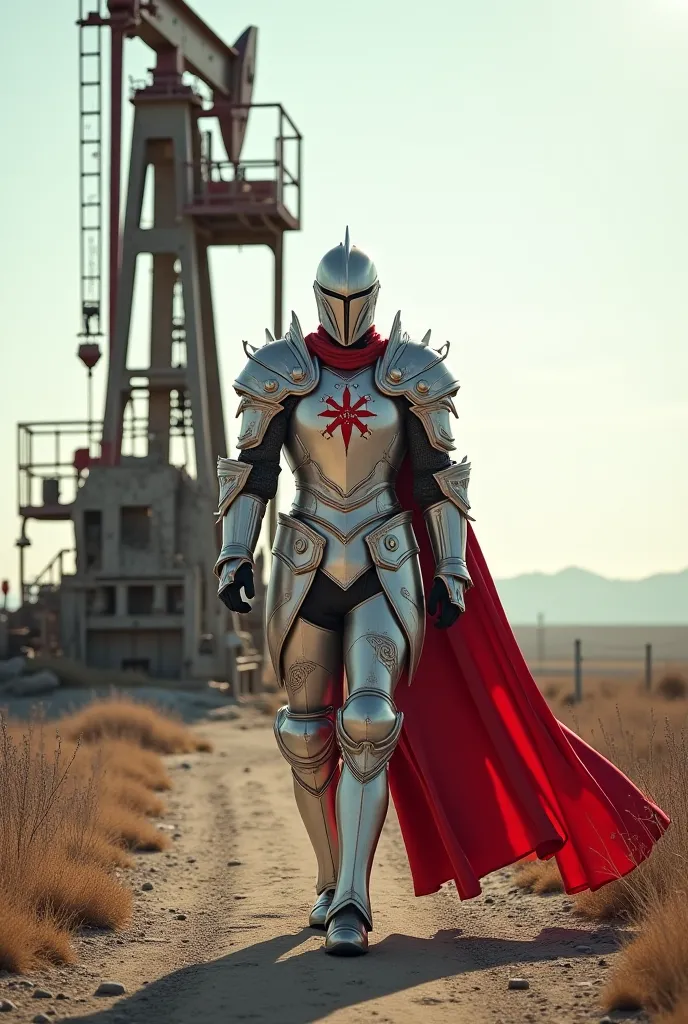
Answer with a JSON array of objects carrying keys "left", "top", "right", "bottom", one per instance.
[
  {"left": 238, "top": 394, "right": 298, "bottom": 502},
  {"left": 403, "top": 401, "right": 453, "bottom": 509}
]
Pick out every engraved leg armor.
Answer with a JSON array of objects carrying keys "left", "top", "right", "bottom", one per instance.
[
  {"left": 325, "top": 591, "right": 407, "bottom": 955},
  {"left": 274, "top": 616, "right": 344, "bottom": 927}
]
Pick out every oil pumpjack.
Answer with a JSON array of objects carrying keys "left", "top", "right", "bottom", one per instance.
[{"left": 16, "top": 0, "right": 302, "bottom": 681}]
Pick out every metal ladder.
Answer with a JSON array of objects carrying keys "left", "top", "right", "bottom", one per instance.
[{"left": 78, "top": 1, "right": 104, "bottom": 339}]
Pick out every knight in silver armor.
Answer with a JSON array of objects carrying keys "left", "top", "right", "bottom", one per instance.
[{"left": 215, "top": 229, "right": 472, "bottom": 955}]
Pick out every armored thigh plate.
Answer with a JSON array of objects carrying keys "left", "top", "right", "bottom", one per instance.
[
  {"left": 266, "top": 514, "right": 326, "bottom": 682},
  {"left": 364, "top": 511, "right": 425, "bottom": 681}
]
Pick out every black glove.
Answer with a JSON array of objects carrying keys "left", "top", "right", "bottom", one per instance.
[
  {"left": 426, "top": 577, "right": 463, "bottom": 630},
  {"left": 218, "top": 562, "right": 255, "bottom": 614}
]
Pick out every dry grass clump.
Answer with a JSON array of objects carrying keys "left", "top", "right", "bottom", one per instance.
[
  {"left": 601, "top": 893, "right": 688, "bottom": 1018},
  {"left": 0, "top": 696, "right": 208, "bottom": 972},
  {"left": 513, "top": 858, "right": 563, "bottom": 895},
  {"left": 657, "top": 673, "right": 688, "bottom": 702},
  {"left": 99, "top": 738, "right": 173, "bottom": 791},
  {"left": 62, "top": 694, "right": 212, "bottom": 754},
  {"left": 514, "top": 673, "right": 688, "bottom": 1017}
]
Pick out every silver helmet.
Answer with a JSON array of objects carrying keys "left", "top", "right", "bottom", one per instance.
[{"left": 313, "top": 228, "right": 380, "bottom": 346}]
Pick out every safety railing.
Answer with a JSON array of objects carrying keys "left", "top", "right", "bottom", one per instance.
[{"left": 191, "top": 103, "right": 302, "bottom": 226}]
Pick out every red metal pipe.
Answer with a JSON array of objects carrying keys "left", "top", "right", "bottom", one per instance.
[
  {"left": 108, "top": 24, "right": 124, "bottom": 362},
  {"left": 106, "top": 23, "right": 125, "bottom": 465}
]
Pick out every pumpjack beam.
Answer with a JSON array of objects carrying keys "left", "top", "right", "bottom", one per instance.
[{"left": 135, "top": 0, "right": 240, "bottom": 95}]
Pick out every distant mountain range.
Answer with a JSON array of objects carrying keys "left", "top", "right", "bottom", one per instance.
[{"left": 494, "top": 567, "right": 688, "bottom": 625}]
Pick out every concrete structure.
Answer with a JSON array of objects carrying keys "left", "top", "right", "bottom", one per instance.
[{"left": 59, "top": 462, "right": 208, "bottom": 678}]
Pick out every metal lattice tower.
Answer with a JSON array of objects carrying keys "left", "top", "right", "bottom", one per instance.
[{"left": 16, "top": 0, "right": 301, "bottom": 684}]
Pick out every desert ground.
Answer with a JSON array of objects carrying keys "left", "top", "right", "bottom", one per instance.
[{"left": 0, "top": 696, "right": 651, "bottom": 1024}]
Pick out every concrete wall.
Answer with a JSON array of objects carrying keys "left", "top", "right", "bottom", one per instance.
[{"left": 62, "top": 458, "right": 223, "bottom": 680}]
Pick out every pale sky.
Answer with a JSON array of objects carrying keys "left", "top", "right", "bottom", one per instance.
[{"left": 1, "top": 0, "right": 688, "bottom": 600}]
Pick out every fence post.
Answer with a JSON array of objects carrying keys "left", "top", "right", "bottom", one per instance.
[
  {"left": 536, "top": 612, "right": 545, "bottom": 669},
  {"left": 574, "top": 638, "right": 583, "bottom": 702},
  {"left": 645, "top": 643, "right": 653, "bottom": 692}
]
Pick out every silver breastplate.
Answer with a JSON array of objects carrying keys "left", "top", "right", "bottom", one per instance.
[{"left": 285, "top": 364, "right": 406, "bottom": 587}]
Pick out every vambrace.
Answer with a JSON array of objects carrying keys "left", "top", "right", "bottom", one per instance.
[
  {"left": 213, "top": 457, "right": 266, "bottom": 589},
  {"left": 424, "top": 459, "right": 474, "bottom": 610}
]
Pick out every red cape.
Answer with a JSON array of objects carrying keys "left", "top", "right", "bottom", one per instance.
[
  {"left": 391, "top": 461, "right": 669, "bottom": 898},
  {"left": 304, "top": 327, "right": 669, "bottom": 898}
]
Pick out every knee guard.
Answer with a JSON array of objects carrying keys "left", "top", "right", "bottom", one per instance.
[
  {"left": 274, "top": 706, "right": 339, "bottom": 796},
  {"left": 336, "top": 689, "right": 403, "bottom": 784}
]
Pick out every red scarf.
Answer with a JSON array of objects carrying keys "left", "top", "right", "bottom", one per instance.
[{"left": 304, "top": 325, "right": 387, "bottom": 369}]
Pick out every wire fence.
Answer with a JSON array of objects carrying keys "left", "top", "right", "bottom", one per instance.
[{"left": 513, "top": 624, "right": 688, "bottom": 699}]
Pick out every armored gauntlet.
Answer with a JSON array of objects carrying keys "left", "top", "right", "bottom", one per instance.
[
  {"left": 213, "top": 458, "right": 266, "bottom": 603},
  {"left": 423, "top": 458, "right": 474, "bottom": 613}
]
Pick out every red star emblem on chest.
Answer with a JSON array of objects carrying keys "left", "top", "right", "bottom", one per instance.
[{"left": 318, "top": 385, "right": 376, "bottom": 454}]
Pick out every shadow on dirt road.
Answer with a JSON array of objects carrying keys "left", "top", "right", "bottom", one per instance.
[{"left": 64, "top": 924, "right": 606, "bottom": 1024}]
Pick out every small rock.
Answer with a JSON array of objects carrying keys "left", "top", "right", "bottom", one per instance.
[
  {"left": 484, "top": 897, "right": 495, "bottom": 905},
  {"left": 234, "top": 895, "right": 247, "bottom": 900},
  {"left": 0, "top": 655, "right": 26, "bottom": 680},
  {"left": 0, "top": 1001, "right": 17, "bottom": 1012},
  {"left": 94, "top": 981, "right": 126, "bottom": 997},
  {"left": 175, "top": 913, "right": 187, "bottom": 920},
  {"left": 187, "top": 857, "right": 196, "bottom": 864},
  {"left": 17, "top": 981, "right": 34, "bottom": 988},
  {"left": 243, "top": 766, "right": 251, "bottom": 773},
  {"left": 32, "top": 1015, "right": 51, "bottom": 1024},
  {"left": 180, "top": 762, "right": 192, "bottom": 770},
  {"left": 141, "top": 882, "right": 154, "bottom": 891},
  {"left": 508, "top": 978, "right": 529, "bottom": 990},
  {"left": 32, "top": 990, "right": 53, "bottom": 1000},
  {"left": 227, "top": 860, "right": 242, "bottom": 867},
  {"left": 5, "top": 670, "right": 60, "bottom": 697},
  {"left": 55, "top": 994, "right": 70, "bottom": 1000},
  {"left": 598, "top": 958, "right": 609, "bottom": 967},
  {"left": 612, "top": 996, "right": 643, "bottom": 1012}
]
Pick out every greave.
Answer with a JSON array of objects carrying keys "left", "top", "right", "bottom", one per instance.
[
  {"left": 274, "top": 706, "right": 340, "bottom": 893},
  {"left": 327, "top": 688, "right": 403, "bottom": 928},
  {"left": 326, "top": 594, "right": 407, "bottom": 929},
  {"left": 274, "top": 617, "right": 343, "bottom": 895}
]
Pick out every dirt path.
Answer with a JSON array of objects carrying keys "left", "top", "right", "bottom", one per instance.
[{"left": 1, "top": 705, "right": 646, "bottom": 1024}]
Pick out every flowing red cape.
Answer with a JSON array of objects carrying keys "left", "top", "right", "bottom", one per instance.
[
  {"left": 306, "top": 328, "right": 670, "bottom": 898},
  {"left": 391, "top": 462, "right": 669, "bottom": 898}
]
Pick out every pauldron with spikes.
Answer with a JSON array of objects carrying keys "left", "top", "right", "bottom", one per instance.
[
  {"left": 376, "top": 312, "right": 460, "bottom": 453},
  {"left": 233, "top": 313, "right": 320, "bottom": 450}
]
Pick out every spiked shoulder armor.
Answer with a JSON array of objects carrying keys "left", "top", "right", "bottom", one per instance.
[
  {"left": 233, "top": 312, "right": 320, "bottom": 450},
  {"left": 375, "top": 312, "right": 460, "bottom": 453}
]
